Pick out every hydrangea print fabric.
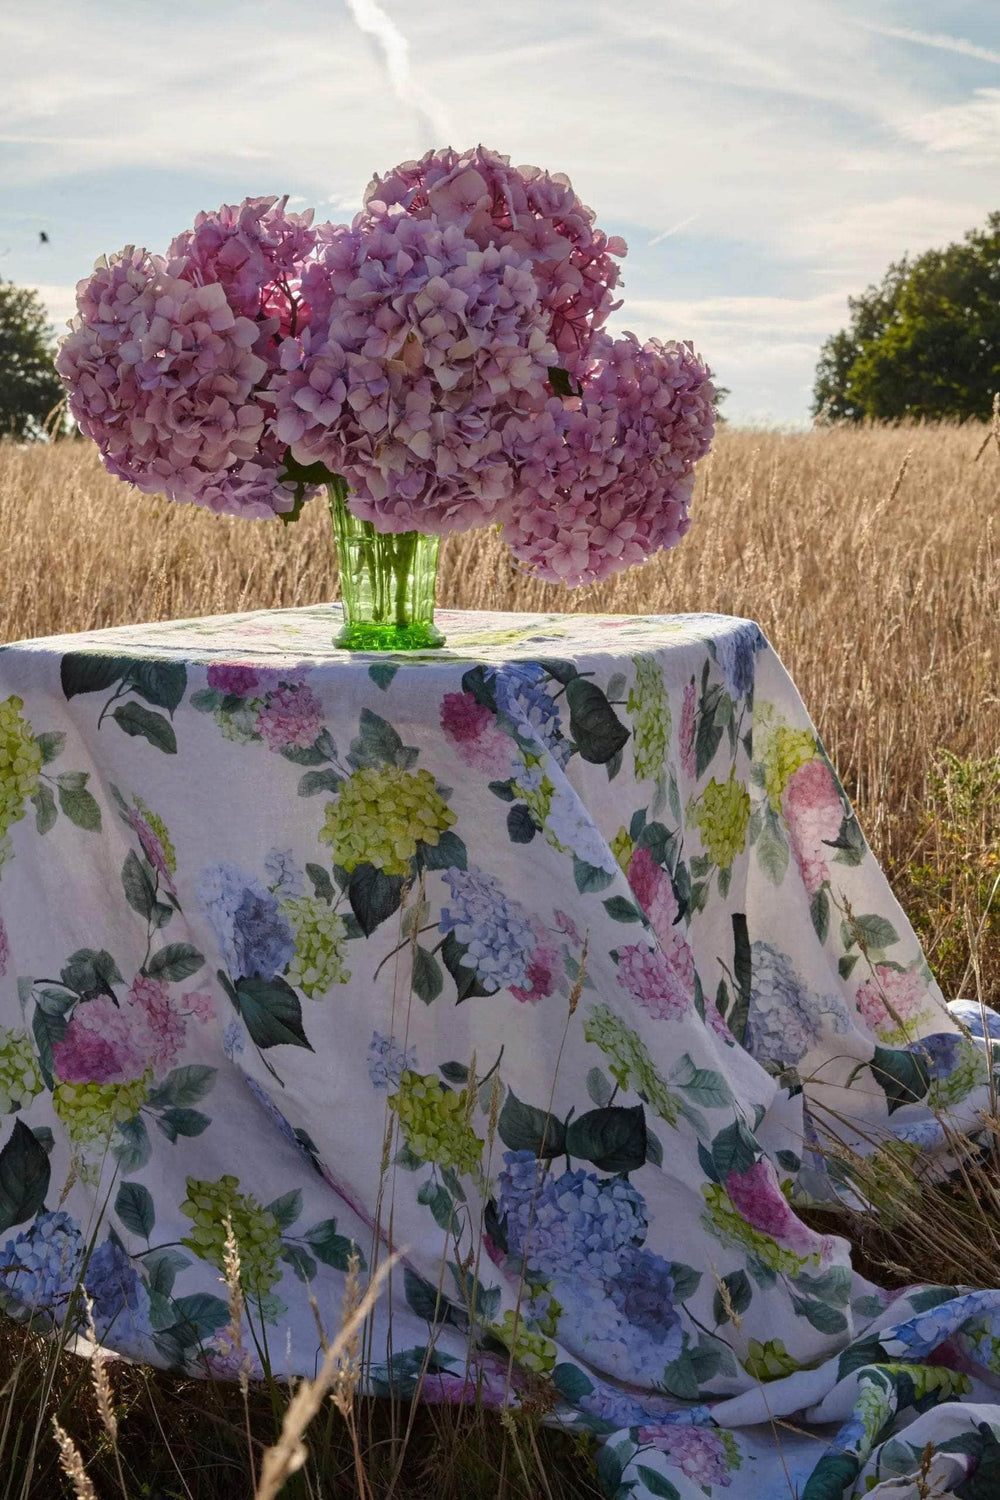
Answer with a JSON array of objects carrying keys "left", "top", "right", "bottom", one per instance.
[{"left": 1, "top": 604, "right": 998, "bottom": 1500}]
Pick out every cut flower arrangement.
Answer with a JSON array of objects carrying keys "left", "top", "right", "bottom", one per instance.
[{"left": 58, "top": 146, "right": 716, "bottom": 648}]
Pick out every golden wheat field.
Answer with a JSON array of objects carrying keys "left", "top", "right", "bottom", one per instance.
[{"left": 2, "top": 423, "right": 997, "bottom": 1002}]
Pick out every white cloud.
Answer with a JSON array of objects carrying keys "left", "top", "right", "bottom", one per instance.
[
  {"left": 861, "top": 23, "right": 1000, "bottom": 69},
  {"left": 29, "top": 283, "right": 77, "bottom": 331},
  {"left": 901, "top": 89, "right": 1000, "bottom": 158}
]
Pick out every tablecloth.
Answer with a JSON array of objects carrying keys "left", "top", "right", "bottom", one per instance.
[{"left": 0, "top": 604, "right": 998, "bottom": 1500}]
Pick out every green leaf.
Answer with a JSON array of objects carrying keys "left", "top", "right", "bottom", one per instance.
[
  {"left": 278, "top": 741, "right": 326, "bottom": 766},
  {"left": 190, "top": 687, "right": 222, "bottom": 713},
  {"left": 144, "top": 1248, "right": 189, "bottom": 1298},
  {"left": 634, "top": 1466, "right": 681, "bottom": 1499},
  {"left": 497, "top": 1090, "right": 566, "bottom": 1157},
  {"left": 488, "top": 778, "right": 516, "bottom": 802},
  {"left": 711, "top": 1118, "right": 757, "bottom": 1180},
  {"left": 661, "top": 1350, "right": 701, "bottom": 1400},
  {"left": 111, "top": 701, "right": 176, "bottom": 753},
  {"left": 355, "top": 707, "right": 404, "bottom": 766},
  {"left": 547, "top": 366, "right": 576, "bottom": 399},
  {"left": 418, "top": 1180, "right": 455, "bottom": 1230},
  {"left": 31, "top": 1008, "right": 63, "bottom": 1088},
  {"left": 305, "top": 1218, "right": 366, "bottom": 1272},
  {"left": 368, "top": 662, "right": 399, "bottom": 691},
  {"left": 667, "top": 1261, "right": 702, "bottom": 1300},
  {"left": 417, "top": 829, "right": 466, "bottom": 872},
  {"left": 172, "top": 1293, "right": 230, "bottom": 1341},
  {"left": 60, "top": 653, "right": 131, "bottom": 698},
  {"left": 586, "top": 1067, "right": 614, "bottom": 1108},
  {"left": 145, "top": 943, "right": 204, "bottom": 983},
  {"left": 57, "top": 781, "right": 102, "bottom": 831},
  {"left": 439, "top": 1062, "right": 469, "bottom": 1085},
  {"left": 795, "top": 1298, "right": 848, "bottom": 1334},
  {"left": 670, "top": 1053, "right": 733, "bottom": 1110},
  {"left": 31, "top": 783, "right": 57, "bottom": 834},
  {"left": 572, "top": 856, "right": 615, "bottom": 894},
  {"left": 155, "top": 1108, "right": 210, "bottom": 1140},
  {"left": 713, "top": 1268, "right": 752, "bottom": 1324},
  {"left": 347, "top": 863, "right": 405, "bottom": 936},
  {"left": 126, "top": 660, "right": 187, "bottom": 713},
  {"left": 602, "top": 895, "right": 644, "bottom": 923},
  {"left": 871, "top": 1044, "right": 930, "bottom": 1113},
  {"left": 564, "top": 1104, "right": 646, "bottom": 1173},
  {"left": 298, "top": 769, "right": 343, "bottom": 797},
  {"left": 234, "top": 976, "right": 313, "bottom": 1051},
  {"left": 265, "top": 1189, "right": 303, "bottom": 1231},
  {"left": 412, "top": 946, "right": 444, "bottom": 1004},
  {"left": 115, "top": 1181, "right": 155, "bottom": 1239},
  {"left": 36, "top": 731, "right": 65, "bottom": 765},
  {"left": 112, "top": 1116, "right": 151, "bottom": 1173},
  {"left": 440, "top": 932, "right": 493, "bottom": 1001},
  {"left": 506, "top": 803, "right": 537, "bottom": 843},
  {"left": 60, "top": 947, "right": 121, "bottom": 997},
  {"left": 147, "top": 1065, "right": 217, "bottom": 1109},
  {"left": 550, "top": 1362, "right": 595, "bottom": 1402},
  {"left": 565, "top": 677, "right": 630, "bottom": 764},
  {"left": 757, "top": 811, "right": 789, "bottom": 885},
  {"left": 122, "top": 849, "right": 156, "bottom": 919},
  {"left": 843, "top": 913, "right": 899, "bottom": 953},
  {"left": 306, "top": 863, "right": 335, "bottom": 904},
  {"left": 0, "top": 1120, "right": 50, "bottom": 1234},
  {"left": 695, "top": 709, "right": 724, "bottom": 778},
  {"left": 839, "top": 953, "right": 859, "bottom": 980},
  {"left": 810, "top": 886, "right": 830, "bottom": 944},
  {"left": 402, "top": 1266, "right": 465, "bottom": 1327}
]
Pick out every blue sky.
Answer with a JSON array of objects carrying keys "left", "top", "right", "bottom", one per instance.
[{"left": 2, "top": 0, "right": 999, "bottom": 425}]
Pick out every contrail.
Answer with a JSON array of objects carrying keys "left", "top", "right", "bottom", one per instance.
[
  {"left": 648, "top": 215, "right": 698, "bottom": 247},
  {"left": 861, "top": 22, "right": 1000, "bottom": 67},
  {"left": 344, "top": 0, "right": 454, "bottom": 151}
]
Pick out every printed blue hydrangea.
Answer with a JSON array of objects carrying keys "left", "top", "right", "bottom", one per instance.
[
  {"left": 884, "top": 1289, "right": 988, "bottom": 1358},
  {"left": 747, "top": 942, "right": 849, "bottom": 1072},
  {"left": 714, "top": 621, "right": 766, "bottom": 700},
  {"left": 198, "top": 861, "right": 295, "bottom": 980},
  {"left": 440, "top": 866, "right": 537, "bottom": 992},
  {"left": 84, "top": 1239, "right": 153, "bottom": 1347},
  {"left": 223, "top": 1020, "right": 245, "bottom": 1059},
  {"left": 950, "top": 1000, "right": 1000, "bottom": 1041},
  {"left": 608, "top": 1247, "right": 683, "bottom": 1359},
  {"left": 545, "top": 782, "right": 618, "bottom": 873},
  {"left": 497, "top": 1150, "right": 647, "bottom": 1280},
  {"left": 367, "top": 1031, "right": 418, "bottom": 1091},
  {"left": 578, "top": 1379, "right": 671, "bottom": 1429},
  {"left": 549, "top": 1267, "right": 682, "bottom": 1381},
  {"left": 0, "top": 1211, "right": 85, "bottom": 1318},
  {"left": 264, "top": 847, "right": 305, "bottom": 899},
  {"left": 492, "top": 665, "right": 570, "bottom": 768}
]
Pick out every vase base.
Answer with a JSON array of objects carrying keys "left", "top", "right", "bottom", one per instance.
[{"left": 335, "top": 619, "right": 445, "bottom": 652}]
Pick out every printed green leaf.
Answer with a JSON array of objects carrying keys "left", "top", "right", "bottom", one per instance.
[
  {"left": 265, "top": 1189, "right": 303, "bottom": 1231},
  {"left": 145, "top": 944, "right": 204, "bottom": 983},
  {"left": 60, "top": 948, "right": 122, "bottom": 997},
  {"left": 667, "top": 1261, "right": 702, "bottom": 1300},
  {"left": 115, "top": 1181, "right": 155, "bottom": 1239},
  {"left": 112, "top": 702, "right": 177, "bottom": 754},
  {"left": 660, "top": 1349, "right": 701, "bottom": 1400},
  {"left": 368, "top": 662, "right": 399, "bottom": 691},
  {"left": 602, "top": 895, "right": 644, "bottom": 923},
  {"left": 566, "top": 677, "right": 629, "bottom": 764},
  {"left": 36, "top": 731, "right": 65, "bottom": 765},
  {"left": 810, "top": 886, "right": 830, "bottom": 944},
  {"left": 0, "top": 1120, "right": 50, "bottom": 1234},
  {"left": 440, "top": 932, "right": 492, "bottom": 1001},
  {"left": 497, "top": 1089, "right": 566, "bottom": 1158},
  {"left": 417, "top": 829, "right": 467, "bottom": 872},
  {"left": 155, "top": 1108, "right": 210, "bottom": 1141},
  {"left": 147, "top": 1065, "right": 217, "bottom": 1109},
  {"left": 711, "top": 1118, "right": 757, "bottom": 1180},
  {"left": 122, "top": 849, "right": 156, "bottom": 919},
  {"left": 144, "top": 1248, "right": 189, "bottom": 1298},
  {"left": 565, "top": 1104, "right": 646, "bottom": 1173},
  {"left": 572, "top": 856, "right": 615, "bottom": 894},
  {"left": 126, "top": 660, "right": 187, "bottom": 713},
  {"left": 347, "top": 863, "right": 405, "bottom": 936},
  {"left": 305, "top": 863, "right": 335, "bottom": 904},
  {"left": 634, "top": 1467, "right": 681, "bottom": 1500},
  {"left": 506, "top": 803, "right": 537, "bottom": 843},
  {"left": 172, "top": 1293, "right": 230, "bottom": 1340},
  {"left": 305, "top": 1218, "right": 367, "bottom": 1272},
  {"left": 671, "top": 1053, "right": 733, "bottom": 1110},
  {"left": 234, "top": 976, "right": 313, "bottom": 1051},
  {"left": 297, "top": 769, "right": 343, "bottom": 797},
  {"left": 713, "top": 1268, "right": 752, "bottom": 1324},
  {"left": 279, "top": 742, "right": 326, "bottom": 766},
  {"left": 586, "top": 1067, "right": 614, "bottom": 1108},
  {"left": 870, "top": 1045, "right": 930, "bottom": 1113},
  {"left": 189, "top": 688, "right": 222, "bottom": 713},
  {"left": 842, "top": 913, "right": 899, "bottom": 953},
  {"left": 31, "top": 784, "right": 57, "bottom": 834},
  {"left": 418, "top": 1180, "right": 455, "bottom": 1230},
  {"left": 403, "top": 1266, "right": 465, "bottom": 1328},
  {"left": 57, "top": 781, "right": 102, "bottom": 831},
  {"left": 60, "top": 653, "right": 131, "bottom": 698},
  {"left": 412, "top": 946, "right": 444, "bottom": 1004},
  {"left": 281, "top": 1245, "right": 318, "bottom": 1283},
  {"left": 550, "top": 1362, "right": 595, "bottom": 1402},
  {"left": 113, "top": 1116, "right": 151, "bottom": 1174},
  {"left": 757, "top": 810, "right": 789, "bottom": 885}
]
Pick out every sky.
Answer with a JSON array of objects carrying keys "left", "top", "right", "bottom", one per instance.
[{"left": 1, "top": 0, "right": 999, "bottom": 426}]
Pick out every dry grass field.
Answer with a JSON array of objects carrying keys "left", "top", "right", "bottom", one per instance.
[{"left": 0, "top": 423, "right": 998, "bottom": 1498}]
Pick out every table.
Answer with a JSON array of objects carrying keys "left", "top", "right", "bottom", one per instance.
[{"left": 0, "top": 605, "right": 996, "bottom": 1499}]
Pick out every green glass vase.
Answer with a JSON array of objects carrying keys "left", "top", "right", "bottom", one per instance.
[{"left": 328, "top": 484, "right": 444, "bottom": 652}]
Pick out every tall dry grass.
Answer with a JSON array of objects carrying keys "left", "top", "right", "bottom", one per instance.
[{"left": 2, "top": 422, "right": 998, "bottom": 997}]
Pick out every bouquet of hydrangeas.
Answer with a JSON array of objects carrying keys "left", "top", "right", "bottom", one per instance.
[{"left": 58, "top": 146, "right": 716, "bottom": 590}]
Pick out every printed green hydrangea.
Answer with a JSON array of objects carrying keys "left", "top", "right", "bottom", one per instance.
[
  {"left": 755, "top": 710, "right": 816, "bottom": 812},
  {"left": 583, "top": 1004, "right": 681, "bottom": 1124},
  {"left": 181, "top": 1174, "right": 283, "bottom": 1297},
  {"left": 610, "top": 826, "right": 634, "bottom": 874},
  {"left": 0, "top": 1029, "right": 43, "bottom": 1114},
  {"left": 215, "top": 706, "right": 260, "bottom": 744},
  {"left": 512, "top": 751, "right": 554, "bottom": 832},
  {"left": 135, "top": 797, "right": 177, "bottom": 875},
  {"left": 701, "top": 1183, "right": 819, "bottom": 1276},
  {"left": 320, "top": 767, "right": 454, "bottom": 877},
  {"left": 627, "top": 658, "right": 671, "bottom": 783},
  {"left": 53, "top": 1075, "right": 151, "bottom": 1146},
  {"left": 881, "top": 1362, "right": 971, "bottom": 1403},
  {"left": 743, "top": 1338, "right": 801, "bottom": 1382},
  {"left": 0, "top": 696, "right": 42, "bottom": 840},
  {"left": 492, "top": 1310, "right": 557, "bottom": 1374},
  {"left": 281, "top": 896, "right": 350, "bottom": 996},
  {"left": 388, "top": 1071, "right": 483, "bottom": 1174},
  {"left": 689, "top": 770, "right": 751, "bottom": 870}
]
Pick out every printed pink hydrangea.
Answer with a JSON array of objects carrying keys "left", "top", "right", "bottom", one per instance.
[
  {"left": 500, "top": 333, "right": 714, "bottom": 586},
  {"left": 361, "top": 145, "right": 627, "bottom": 373},
  {"left": 781, "top": 757, "right": 843, "bottom": 897},
  {"left": 510, "top": 923, "right": 562, "bottom": 1005},
  {"left": 127, "top": 807, "right": 172, "bottom": 885},
  {"left": 636, "top": 1425, "right": 732, "bottom": 1487},
  {"left": 439, "top": 691, "right": 513, "bottom": 776},
  {"left": 553, "top": 909, "right": 582, "bottom": 945},
  {"left": 182, "top": 990, "right": 216, "bottom": 1025},
  {"left": 680, "top": 679, "right": 696, "bottom": 779},
  {"left": 270, "top": 211, "right": 556, "bottom": 534},
  {"left": 617, "top": 942, "right": 690, "bottom": 1021},
  {"left": 254, "top": 683, "right": 324, "bottom": 751},
  {"left": 626, "top": 846, "right": 695, "bottom": 995},
  {"left": 129, "top": 976, "right": 186, "bottom": 1072},
  {"left": 52, "top": 996, "right": 149, "bottom": 1084},
  {"left": 706, "top": 1004, "right": 735, "bottom": 1042},
  {"left": 855, "top": 965, "right": 930, "bottom": 1039},
  {"left": 207, "top": 663, "right": 261, "bottom": 697},
  {"left": 0, "top": 911, "right": 8, "bottom": 978},
  {"left": 724, "top": 1159, "right": 825, "bottom": 1259}
]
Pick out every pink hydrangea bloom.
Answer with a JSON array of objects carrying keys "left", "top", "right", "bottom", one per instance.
[
  {"left": 855, "top": 965, "right": 929, "bottom": 1038},
  {"left": 254, "top": 683, "right": 324, "bottom": 751},
  {"left": 207, "top": 663, "right": 260, "bottom": 697},
  {"left": 52, "top": 995, "right": 149, "bottom": 1084},
  {"left": 439, "top": 691, "right": 513, "bottom": 776},
  {"left": 781, "top": 757, "right": 843, "bottom": 897},
  {"left": 269, "top": 212, "right": 555, "bottom": 534},
  {"left": 129, "top": 976, "right": 186, "bottom": 1072},
  {"left": 680, "top": 679, "right": 696, "bottom": 778},
  {"left": 626, "top": 847, "right": 695, "bottom": 994},
  {"left": 500, "top": 333, "right": 714, "bottom": 585},
  {"left": 636, "top": 1425, "right": 731, "bottom": 1487},
  {"left": 182, "top": 989, "right": 216, "bottom": 1025},
  {"left": 510, "top": 923, "right": 562, "bottom": 1004},
  {"left": 0, "top": 911, "right": 8, "bottom": 978},
  {"left": 420, "top": 1369, "right": 510, "bottom": 1409},
  {"left": 168, "top": 195, "right": 318, "bottom": 325},
  {"left": 617, "top": 942, "right": 690, "bottom": 1020},
  {"left": 361, "top": 145, "right": 626, "bottom": 373},
  {"left": 553, "top": 909, "right": 583, "bottom": 945},
  {"left": 706, "top": 1004, "right": 735, "bottom": 1042},
  {"left": 725, "top": 1159, "right": 825, "bottom": 1258}
]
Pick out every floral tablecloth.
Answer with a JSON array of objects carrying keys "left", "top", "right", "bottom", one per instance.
[{"left": 0, "top": 604, "right": 998, "bottom": 1499}]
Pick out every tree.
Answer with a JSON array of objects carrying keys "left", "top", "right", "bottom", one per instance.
[
  {"left": 813, "top": 211, "right": 1000, "bottom": 423},
  {"left": 0, "top": 280, "right": 65, "bottom": 439}
]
